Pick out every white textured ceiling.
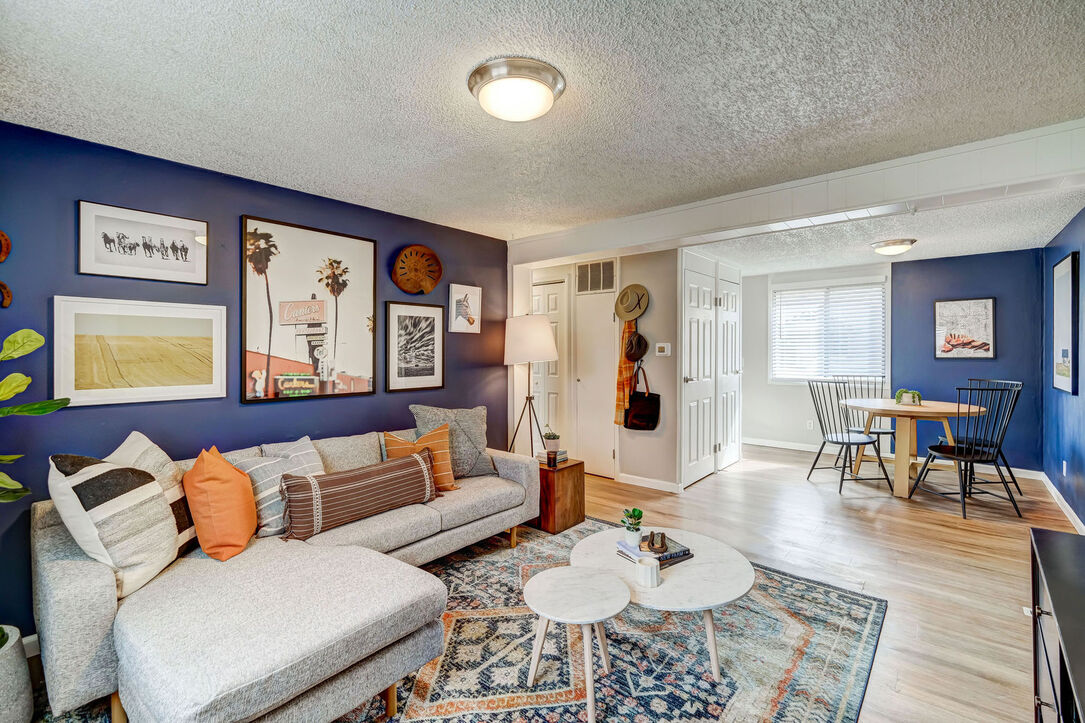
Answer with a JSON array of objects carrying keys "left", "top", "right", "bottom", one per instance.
[
  {"left": 2, "top": 1, "right": 1084, "bottom": 241},
  {"left": 703, "top": 188, "right": 1085, "bottom": 275}
]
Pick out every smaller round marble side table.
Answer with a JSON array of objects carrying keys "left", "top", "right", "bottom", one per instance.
[{"left": 522, "top": 566, "right": 630, "bottom": 723}]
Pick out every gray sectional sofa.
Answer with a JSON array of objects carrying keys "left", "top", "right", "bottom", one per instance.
[{"left": 31, "top": 429, "right": 539, "bottom": 721}]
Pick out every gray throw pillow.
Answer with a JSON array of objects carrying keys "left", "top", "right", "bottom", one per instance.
[
  {"left": 235, "top": 436, "right": 324, "bottom": 537},
  {"left": 409, "top": 404, "right": 496, "bottom": 478}
]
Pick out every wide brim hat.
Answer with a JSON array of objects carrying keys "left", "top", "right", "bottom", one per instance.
[
  {"left": 624, "top": 332, "right": 649, "bottom": 362},
  {"left": 615, "top": 284, "right": 650, "bottom": 321}
]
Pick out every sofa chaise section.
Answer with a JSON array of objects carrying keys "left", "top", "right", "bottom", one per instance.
[{"left": 113, "top": 539, "right": 447, "bottom": 722}]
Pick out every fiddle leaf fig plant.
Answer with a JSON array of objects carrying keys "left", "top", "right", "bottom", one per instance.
[{"left": 0, "top": 329, "right": 69, "bottom": 503}]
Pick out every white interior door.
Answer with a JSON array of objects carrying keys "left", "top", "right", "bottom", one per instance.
[
  {"left": 575, "top": 292, "right": 616, "bottom": 477},
  {"left": 681, "top": 264, "right": 715, "bottom": 486},
  {"left": 531, "top": 281, "right": 568, "bottom": 453},
  {"left": 716, "top": 277, "right": 741, "bottom": 469}
]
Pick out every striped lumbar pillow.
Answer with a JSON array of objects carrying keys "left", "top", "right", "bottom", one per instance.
[
  {"left": 384, "top": 424, "right": 458, "bottom": 491},
  {"left": 235, "top": 436, "right": 325, "bottom": 537},
  {"left": 280, "top": 449, "right": 437, "bottom": 541}
]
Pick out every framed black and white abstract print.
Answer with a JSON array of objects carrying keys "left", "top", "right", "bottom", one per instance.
[{"left": 386, "top": 301, "right": 444, "bottom": 392}]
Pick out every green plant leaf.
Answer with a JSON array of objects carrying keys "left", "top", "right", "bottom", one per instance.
[
  {"left": 0, "top": 372, "right": 31, "bottom": 401},
  {"left": 0, "top": 471, "right": 20, "bottom": 489},
  {"left": 0, "top": 398, "right": 70, "bottom": 417},
  {"left": 0, "top": 486, "right": 30, "bottom": 503},
  {"left": 0, "top": 627, "right": 7, "bottom": 648},
  {"left": 0, "top": 329, "right": 45, "bottom": 361},
  {"left": 0, "top": 454, "right": 22, "bottom": 463}
]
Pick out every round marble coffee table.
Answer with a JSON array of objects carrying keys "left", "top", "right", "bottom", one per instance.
[
  {"left": 522, "top": 566, "right": 629, "bottom": 723},
  {"left": 569, "top": 526, "right": 755, "bottom": 681}
]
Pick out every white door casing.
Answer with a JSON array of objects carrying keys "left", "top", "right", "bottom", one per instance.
[
  {"left": 531, "top": 280, "right": 569, "bottom": 454},
  {"left": 680, "top": 261, "right": 715, "bottom": 487},
  {"left": 575, "top": 291, "right": 617, "bottom": 478},
  {"left": 716, "top": 276, "right": 741, "bottom": 469}
]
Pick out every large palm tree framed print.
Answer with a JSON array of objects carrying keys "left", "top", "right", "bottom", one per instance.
[{"left": 241, "top": 216, "right": 376, "bottom": 402}]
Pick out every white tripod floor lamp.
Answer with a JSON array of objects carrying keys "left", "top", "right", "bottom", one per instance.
[{"left": 505, "top": 314, "right": 559, "bottom": 456}]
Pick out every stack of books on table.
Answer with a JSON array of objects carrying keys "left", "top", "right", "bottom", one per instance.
[
  {"left": 616, "top": 534, "right": 693, "bottom": 569},
  {"left": 536, "top": 450, "right": 568, "bottom": 464}
]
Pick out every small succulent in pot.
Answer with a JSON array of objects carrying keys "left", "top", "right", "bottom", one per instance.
[
  {"left": 621, "top": 507, "right": 644, "bottom": 546},
  {"left": 894, "top": 388, "right": 922, "bottom": 406},
  {"left": 542, "top": 425, "right": 560, "bottom": 452}
]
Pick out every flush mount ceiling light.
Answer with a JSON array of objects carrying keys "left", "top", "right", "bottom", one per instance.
[
  {"left": 468, "top": 57, "right": 565, "bottom": 122},
  {"left": 871, "top": 238, "right": 917, "bottom": 256}
]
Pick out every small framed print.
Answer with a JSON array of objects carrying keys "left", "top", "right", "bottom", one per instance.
[
  {"left": 448, "top": 283, "right": 481, "bottom": 333},
  {"left": 934, "top": 297, "right": 995, "bottom": 359},
  {"left": 54, "top": 295, "right": 226, "bottom": 406},
  {"left": 386, "top": 301, "right": 444, "bottom": 392},
  {"left": 78, "top": 201, "right": 208, "bottom": 284},
  {"left": 1053, "top": 252, "right": 1078, "bottom": 394}
]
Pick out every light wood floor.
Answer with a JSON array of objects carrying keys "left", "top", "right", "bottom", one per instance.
[{"left": 584, "top": 444, "right": 1076, "bottom": 722}]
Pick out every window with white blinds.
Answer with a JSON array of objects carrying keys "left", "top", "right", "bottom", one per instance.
[{"left": 770, "top": 280, "right": 887, "bottom": 382}]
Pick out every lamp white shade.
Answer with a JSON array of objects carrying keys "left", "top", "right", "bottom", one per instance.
[{"left": 504, "top": 315, "right": 558, "bottom": 365}]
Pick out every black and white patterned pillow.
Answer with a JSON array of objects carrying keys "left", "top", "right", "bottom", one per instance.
[
  {"left": 409, "top": 404, "right": 496, "bottom": 478},
  {"left": 47, "top": 431, "right": 189, "bottom": 598}
]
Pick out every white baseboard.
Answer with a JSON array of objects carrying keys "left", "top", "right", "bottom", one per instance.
[
  {"left": 742, "top": 437, "right": 1045, "bottom": 482},
  {"left": 1039, "top": 472, "right": 1085, "bottom": 534},
  {"left": 616, "top": 473, "right": 680, "bottom": 493},
  {"left": 23, "top": 633, "right": 38, "bottom": 658},
  {"left": 742, "top": 437, "right": 823, "bottom": 453}
]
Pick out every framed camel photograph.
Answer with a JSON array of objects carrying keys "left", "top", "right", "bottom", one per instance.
[{"left": 78, "top": 200, "right": 209, "bottom": 284}]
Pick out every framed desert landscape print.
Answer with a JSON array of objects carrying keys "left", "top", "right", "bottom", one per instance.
[
  {"left": 448, "top": 283, "right": 481, "bottom": 333},
  {"left": 54, "top": 296, "right": 226, "bottom": 406},
  {"left": 934, "top": 297, "right": 995, "bottom": 359},
  {"left": 1053, "top": 251, "right": 1078, "bottom": 394},
  {"left": 78, "top": 201, "right": 208, "bottom": 284},
  {"left": 386, "top": 301, "right": 444, "bottom": 392},
  {"left": 242, "top": 216, "right": 376, "bottom": 402}
]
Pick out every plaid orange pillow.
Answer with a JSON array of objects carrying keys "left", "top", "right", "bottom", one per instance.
[{"left": 384, "top": 424, "right": 458, "bottom": 491}]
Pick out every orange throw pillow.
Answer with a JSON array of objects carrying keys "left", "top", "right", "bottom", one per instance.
[
  {"left": 182, "top": 446, "right": 257, "bottom": 561},
  {"left": 384, "top": 424, "right": 458, "bottom": 491}
]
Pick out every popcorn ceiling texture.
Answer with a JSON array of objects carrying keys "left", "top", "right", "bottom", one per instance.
[
  {"left": 1, "top": 0, "right": 1083, "bottom": 241},
  {"left": 707, "top": 189, "right": 1085, "bottom": 275}
]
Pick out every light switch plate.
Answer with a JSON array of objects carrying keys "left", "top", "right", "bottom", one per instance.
[{"left": 655, "top": 342, "right": 671, "bottom": 357}]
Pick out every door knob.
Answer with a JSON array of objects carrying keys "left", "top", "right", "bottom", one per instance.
[{"left": 683, "top": 376, "right": 695, "bottom": 383}]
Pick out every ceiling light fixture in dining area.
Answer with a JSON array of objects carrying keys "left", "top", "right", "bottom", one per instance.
[
  {"left": 468, "top": 57, "right": 565, "bottom": 122},
  {"left": 871, "top": 238, "right": 917, "bottom": 256}
]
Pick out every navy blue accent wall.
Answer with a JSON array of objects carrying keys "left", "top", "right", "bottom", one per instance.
[
  {"left": 0, "top": 121, "right": 508, "bottom": 633},
  {"left": 1044, "top": 207, "right": 1085, "bottom": 521},
  {"left": 891, "top": 249, "right": 1044, "bottom": 471}
]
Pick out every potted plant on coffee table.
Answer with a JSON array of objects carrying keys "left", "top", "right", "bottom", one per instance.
[
  {"left": 894, "top": 388, "right": 922, "bottom": 406},
  {"left": 621, "top": 507, "right": 643, "bottom": 547},
  {"left": 0, "top": 329, "right": 70, "bottom": 723}
]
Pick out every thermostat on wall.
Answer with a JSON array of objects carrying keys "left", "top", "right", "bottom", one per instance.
[{"left": 655, "top": 342, "right": 671, "bottom": 357}]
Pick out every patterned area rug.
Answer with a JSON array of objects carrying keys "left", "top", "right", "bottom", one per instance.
[{"left": 37, "top": 519, "right": 885, "bottom": 723}]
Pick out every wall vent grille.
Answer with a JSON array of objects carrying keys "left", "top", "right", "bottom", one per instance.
[{"left": 575, "top": 259, "right": 616, "bottom": 294}]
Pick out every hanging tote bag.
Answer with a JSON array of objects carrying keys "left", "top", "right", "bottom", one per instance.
[{"left": 623, "top": 365, "right": 660, "bottom": 431}]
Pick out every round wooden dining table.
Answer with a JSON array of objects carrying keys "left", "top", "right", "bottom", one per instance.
[{"left": 842, "top": 398, "right": 986, "bottom": 498}]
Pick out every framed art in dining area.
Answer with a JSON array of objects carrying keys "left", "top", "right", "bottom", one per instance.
[
  {"left": 53, "top": 295, "right": 226, "bottom": 406},
  {"left": 1053, "top": 251, "right": 1078, "bottom": 394},
  {"left": 242, "top": 216, "right": 376, "bottom": 402},
  {"left": 386, "top": 301, "right": 444, "bottom": 392},
  {"left": 448, "top": 283, "right": 481, "bottom": 333},
  {"left": 78, "top": 200, "right": 208, "bottom": 284},
  {"left": 934, "top": 297, "right": 995, "bottom": 359}
]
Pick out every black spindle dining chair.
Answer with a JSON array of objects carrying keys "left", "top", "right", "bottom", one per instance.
[
  {"left": 807, "top": 379, "right": 892, "bottom": 493},
  {"left": 909, "top": 383, "right": 1022, "bottom": 518},
  {"left": 833, "top": 374, "right": 894, "bottom": 473}
]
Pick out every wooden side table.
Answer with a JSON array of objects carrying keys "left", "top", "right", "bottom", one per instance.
[{"left": 530, "top": 458, "right": 585, "bottom": 534}]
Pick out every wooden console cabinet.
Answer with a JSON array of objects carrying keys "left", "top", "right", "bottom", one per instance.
[{"left": 530, "top": 459, "right": 585, "bottom": 534}]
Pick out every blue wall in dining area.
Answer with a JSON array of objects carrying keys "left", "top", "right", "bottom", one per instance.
[
  {"left": 890, "top": 248, "right": 1044, "bottom": 471},
  {"left": 1043, "top": 207, "right": 1085, "bottom": 522},
  {"left": 0, "top": 121, "right": 509, "bottom": 633}
]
